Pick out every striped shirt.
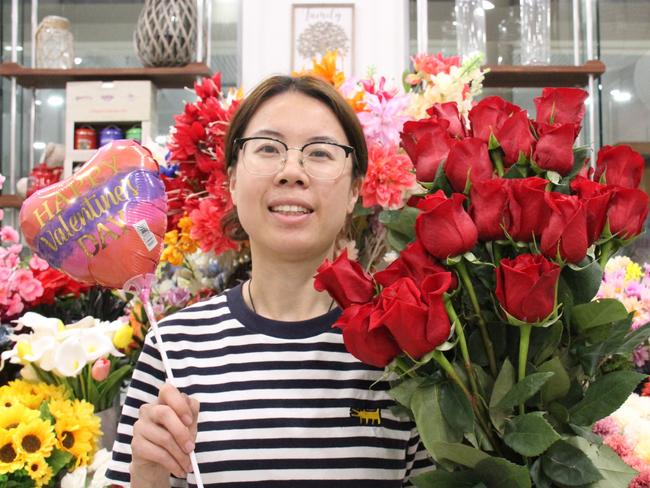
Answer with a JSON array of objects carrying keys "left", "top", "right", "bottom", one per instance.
[{"left": 106, "top": 284, "right": 433, "bottom": 487}]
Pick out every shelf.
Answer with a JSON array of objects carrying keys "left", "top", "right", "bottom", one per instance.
[
  {"left": 0, "top": 194, "right": 24, "bottom": 209},
  {"left": 0, "top": 62, "right": 211, "bottom": 89},
  {"left": 482, "top": 60, "right": 606, "bottom": 88}
]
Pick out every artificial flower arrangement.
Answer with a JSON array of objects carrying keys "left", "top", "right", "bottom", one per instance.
[
  {"left": 1, "top": 312, "right": 133, "bottom": 412},
  {"left": 314, "top": 86, "right": 650, "bottom": 487},
  {"left": 597, "top": 255, "right": 650, "bottom": 370},
  {"left": 0, "top": 379, "right": 101, "bottom": 487}
]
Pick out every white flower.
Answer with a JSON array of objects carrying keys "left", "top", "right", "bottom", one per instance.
[
  {"left": 61, "top": 466, "right": 88, "bottom": 488},
  {"left": 78, "top": 329, "right": 119, "bottom": 361},
  {"left": 53, "top": 338, "right": 88, "bottom": 377},
  {"left": 14, "top": 312, "right": 63, "bottom": 336},
  {"left": 89, "top": 449, "right": 112, "bottom": 488}
]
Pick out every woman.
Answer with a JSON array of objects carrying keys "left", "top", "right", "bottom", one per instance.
[{"left": 105, "top": 75, "right": 432, "bottom": 488}]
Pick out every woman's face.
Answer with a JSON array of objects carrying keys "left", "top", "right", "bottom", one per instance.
[{"left": 229, "top": 91, "right": 359, "bottom": 262}]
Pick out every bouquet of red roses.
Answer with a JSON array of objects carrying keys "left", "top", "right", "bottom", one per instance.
[{"left": 315, "top": 87, "right": 650, "bottom": 487}]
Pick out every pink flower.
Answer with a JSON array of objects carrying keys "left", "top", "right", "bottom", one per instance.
[
  {"left": 29, "top": 255, "right": 50, "bottom": 271},
  {"left": 630, "top": 470, "right": 650, "bottom": 488},
  {"left": 593, "top": 417, "right": 619, "bottom": 437},
  {"left": 357, "top": 92, "right": 412, "bottom": 147},
  {"left": 633, "top": 345, "right": 650, "bottom": 367},
  {"left": 4, "top": 293, "right": 24, "bottom": 318},
  {"left": 361, "top": 144, "right": 416, "bottom": 209},
  {"left": 91, "top": 358, "right": 111, "bottom": 382},
  {"left": 189, "top": 198, "right": 238, "bottom": 255},
  {"left": 11, "top": 269, "right": 44, "bottom": 302},
  {"left": 411, "top": 53, "right": 461, "bottom": 76},
  {"left": 0, "top": 226, "right": 20, "bottom": 243},
  {"left": 0, "top": 209, "right": 4, "bottom": 221},
  {"left": 0, "top": 173, "right": 5, "bottom": 190}
]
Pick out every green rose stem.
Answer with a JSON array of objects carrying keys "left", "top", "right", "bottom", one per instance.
[
  {"left": 444, "top": 296, "right": 480, "bottom": 400},
  {"left": 517, "top": 323, "right": 533, "bottom": 415},
  {"left": 492, "top": 150, "right": 505, "bottom": 177},
  {"left": 598, "top": 239, "right": 615, "bottom": 269},
  {"left": 456, "top": 259, "right": 498, "bottom": 377}
]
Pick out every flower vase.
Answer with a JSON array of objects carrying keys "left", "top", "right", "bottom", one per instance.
[
  {"left": 520, "top": 0, "right": 551, "bottom": 65},
  {"left": 455, "top": 0, "right": 486, "bottom": 61},
  {"left": 96, "top": 405, "right": 119, "bottom": 451},
  {"left": 133, "top": 0, "right": 197, "bottom": 67}
]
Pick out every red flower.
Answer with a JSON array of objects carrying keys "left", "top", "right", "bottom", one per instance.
[
  {"left": 194, "top": 72, "right": 223, "bottom": 100},
  {"left": 469, "top": 178, "right": 510, "bottom": 241},
  {"left": 30, "top": 267, "right": 90, "bottom": 306},
  {"left": 374, "top": 240, "right": 457, "bottom": 289},
  {"left": 607, "top": 187, "right": 650, "bottom": 240},
  {"left": 540, "top": 193, "right": 589, "bottom": 263},
  {"left": 400, "top": 119, "right": 454, "bottom": 182},
  {"left": 594, "top": 145, "right": 645, "bottom": 189},
  {"left": 507, "top": 177, "right": 550, "bottom": 242},
  {"left": 415, "top": 190, "right": 478, "bottom": 259},
  {"left": 361, "top": 143, "right": 416, "bottom": 209},
  {"left": 333, "top": 302, "right": 400, "bottom": 368},
  {"left": 469, "top": 96, "right": 521, "bottom": 143},
  {"left": 495, "top": 254, "right": 561, "bottom": 323},
  {"left": 570, "top": 176, "right": 615, "bottom": 244},
  {"left": 374, "top": 274, "right": 452, "bottom": 359},
  {"left": 444, "top": 137, "right": 493, "bottom": 192},
  {"left": 533, "top": 123, "right": 576, "bottom": 175},
  {"left": 314, "top": 249, "right": 376, "bottom": 309},
  {"left": 427, "top": 102, "right": 467, "bottom": 139},
  {"left": 496, "top": 111, "right": 536, "bottom": 166},
  {"left": 534, "top": 87, "right": 588, "bottom": 127},
  {"left": 189, "top": 198, "right": 237, "bottom": 255}
]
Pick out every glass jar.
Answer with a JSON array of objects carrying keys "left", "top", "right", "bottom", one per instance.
[
  {"left": 35, "top": 16, "right": 74, "bottom": 69},
  {"left": 520, "top": 0, "right": 551, "bottom": 65},
  {"left": 497, "top": 7, "right": 521, "bottom": 65},
  {"left": 455, "top": 0, "right": 486, "bottom": 61}
]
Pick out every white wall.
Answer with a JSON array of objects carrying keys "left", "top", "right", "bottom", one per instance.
[{"left": 240, "top": 0, "right": 409, "bottom": 91}]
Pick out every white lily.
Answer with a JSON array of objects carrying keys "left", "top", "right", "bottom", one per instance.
[
  {"left": 60, "top": 466, "right": 87, "bottom": 488},
  {"left": 14, "top": 311, "right": 63, "bottom": 337},
  {"left": 53, "top": 338, "right": 88, "bottom": 377},
  {"left": 78, "top": 329, "right": 123, "bottom": 361},
  {"left": 1, "top": 334, "right": 56, "bottom": 367}
]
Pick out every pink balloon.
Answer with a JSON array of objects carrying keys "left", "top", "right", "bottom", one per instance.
[{"left": 20, "top": 140, "right": 168, "bottom": 289}]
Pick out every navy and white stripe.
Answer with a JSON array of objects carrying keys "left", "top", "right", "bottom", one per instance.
[{"left": 106, "top": 284, "right": 433, "bottom": 487}]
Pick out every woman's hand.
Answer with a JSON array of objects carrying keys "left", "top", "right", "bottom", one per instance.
[{"left": 130, "top": 383, "right": 200, "bottom": 486}]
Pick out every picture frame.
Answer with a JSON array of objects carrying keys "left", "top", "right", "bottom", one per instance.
[{"left": 291, "top": 3, "right": 355, "bottom": 75}]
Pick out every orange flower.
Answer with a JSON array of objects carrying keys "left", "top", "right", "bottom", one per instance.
[
  {"left": 293, "top": 50, "right": 345, "bottom": 88},
  {"left": 346, "top": 89, "right": 366, "bottom": 113}
]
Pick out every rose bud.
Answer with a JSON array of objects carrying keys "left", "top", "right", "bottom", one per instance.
[
  {"left": 314, "top": 249, "right": 375, "bottom": 309},
  {"left": 593, "top": 145, "right": 645, "bottom": 189},
  {"left": 444, "top": 137, "right": 494, "bottom": 193},
  {"left": 540, "top": 192, "right": 589, "bottom": 264},
  {"left": 607, "top": 187, "right": 649, "bottom": 240},
  {"left": 469, "top": 178, "right": 509, "bottom": 241}
]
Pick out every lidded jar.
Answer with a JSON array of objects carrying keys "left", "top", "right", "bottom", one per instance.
[{"left": 35, "top": 16, "right": 74, "bottom": 69}]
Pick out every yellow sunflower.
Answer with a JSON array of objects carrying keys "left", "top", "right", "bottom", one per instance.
[
  {"left": 13, "top": 418, "right": 56, "bottom": 460},
  {"left": 36, "top": 383, "right": 69, "bottom": 403},
  {"left": 53, "top": 416, "right": 96, "bottom": 467},
  {"left": 24, "top": 455, "right": 53, "bottom": 487},
  {"left": 0, "top": 404, "right": 39, "bottom": 431},
  {"left": 0, "top": 428, "right": 25, "bottom": 475},
  {"left": 5, "top": 379, "right": 47, "bottom": 409}
]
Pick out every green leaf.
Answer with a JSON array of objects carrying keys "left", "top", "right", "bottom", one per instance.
[
  {"left": 378, "top": 206, "right": 419, "bottom": 240},
  {"left": 530, "top": 321, "right": 563, "bottom": 366},
  {"left": 468, "top": 324, "right": 506, "bottom": 368},
  {"left": 618, "top": 322, "right": 650, "bottom": 356},
  {"left": 488, "top": 133, "right": 501, "bottom": 150},
  {"left": 47, "top": 447, "right": 74, "bottom": 474},
  {"left": 537, "top": 357, "right": 571, "bottom": 404},
  {"left": 387, "top": 229, "right": 413, "bottom": 252},
  {"left": 388, "top": 377, "right": 426, "bottom": 409},
  {"left": 440, "top": 381, "right": 474, "bottom": 433},
  {"left": 565, "top": 436, "right": 638, "bottom": 488},
  {"left": 565, "top": 145, "right": 591, "bottom": 180},
  {"left": 542, "top": 439, "right": 603, "bottom": 486},
  {"left": 39, "top": 401, "right": 55, "bottom": 424},
  {"left": 561, "top": 259, "right": 603, "bottom": 305},
  {"left": 429, "top": 442, "right": 491, "bottom": 468},
  {"left": 497, "top": 372, "right": 554, "bottom": 410},
  {"left": 546, "top": 170, "right": 561, "bottom": 184},
  {"left": 571, "top": 299, "right": 629, "bottom": 334},
  {"left": 570, "top": 370, "right": 646, "bottom": 426},
  {"left": 474, "top": 457, "right": 531, "bottom": 488},
  {"left": 489, "top": 359, "right": 515, "bottom": 433},
  {"left": 503, "top": 412, "right": 561, "bottom": 457},
  {"left": 557, "top": 275, "right": 575, "bottom": 327},
  {"left": 530, "top": 458, "right": 554, "bottom": 488},
  {"left": 411, "top": 384, "right": 462, "bottom": 461},
  {"left": 412, "top": 470, "right": 481, "bottom": 488}
]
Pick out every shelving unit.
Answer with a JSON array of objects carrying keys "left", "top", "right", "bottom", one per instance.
[
  {"left": 0, "top": 62, "right": 211, "bottom": 89},
  {"left": 482, "top": 60, "right": 606, "bottom": 88}
]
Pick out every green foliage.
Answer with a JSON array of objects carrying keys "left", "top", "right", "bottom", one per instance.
[{"left": 503, "top": 413, "right": 561, "bottom": 456}]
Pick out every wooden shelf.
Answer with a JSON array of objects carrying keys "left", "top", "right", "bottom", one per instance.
[
  {"left": 482, "top": 60, "right": 606, "bottom": 88},
  {"left": 0, "top": 194, "right": 24, "bottom": 209},
  {"left": 0, "top": 62, "right": 211, "bottom": 89}
]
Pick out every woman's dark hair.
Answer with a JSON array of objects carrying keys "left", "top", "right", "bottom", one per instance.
[{"left": 222, "top": 75, "right": 368, "bottom": 241}]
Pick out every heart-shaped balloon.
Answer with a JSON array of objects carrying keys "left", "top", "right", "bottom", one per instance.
[{"left": 20, "top": 140, "right": 168, "bottom": 289}]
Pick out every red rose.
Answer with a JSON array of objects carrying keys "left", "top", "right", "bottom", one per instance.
[
  {"left": 496, "top": 111, "right": 536, "bottom": 166},
  {"left": 469, "top": 178, "right": 510, "bottom": 241},
  {"left": 607, "top": 187, "right": 650, "bottom": 239},
  {"left": 30, "top": 268, "right": 90, "bottom": 306},
  {"left": 334, "top": 303, "right": 400, "bottom": 368},
  {"left": 415, "top": 190, "right": 478, "bottom": 259},
  {"left": 507, "top": 177, "right": 550, "bottom": 242},
  {"left": 495, "top": 254, "right": 561, "bottom": 323},
  {"left": 428, "top": 102, "right": 467, "bottom": 139},
  {"left": 594, "top": 145, "right": 645, "bottom": 189},
  {"left": 540, "top": 193, "right": 589, "bottom": 264},
  {"left": 374, "top": 240, "right": 457, "bottom": 289},
  {"left": 444, "top": 137, "right": 494, "bottom": 192},
  {"left": 314, "top": 249, "right": 375, "bottom": 309},
  {"left": 469, "top": 96, "right": 521, "bottom": 143},
  {"left": 570, "top": 176, "right": 615, "bottom": 244},
  {"left": 374, "top": 275, "right": 452, "bottom": 359},
  {"left": 533, "top": 123, "right": 576, "bottom": 175},
  {"left": 534, "top": 88, "right": 588, "bottom": 127},
  {"left": 400, "top": 120, "right": 454, "bottom": 182}
]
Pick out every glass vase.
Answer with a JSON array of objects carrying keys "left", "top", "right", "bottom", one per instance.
[
  {"left": 520, "top": 0, "right": 551, "bottom": 65},
  {"left": 455, "top": 0, "right": 486, "bottom": 61}
]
